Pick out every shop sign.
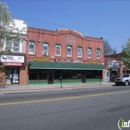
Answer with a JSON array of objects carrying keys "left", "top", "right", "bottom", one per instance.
[
  {"left": 3, "top": 62, "right": 22, "bottom": 66},
  {"left": 73, "top": 59, "right": 83, "bottom": 63},
  {"left": 59, "top": 59, "right": 83, "bottom": 63},
  {"left": 34, "top": 57, "right": 50, "bottom": 62},
  {"left": 0, "top": 55, "right": 24, "bottom": 63},
  {"left": 107, "top": 60, "right": 119, "bottom": 68},
  {"left": 89, "top": 60, "right": 99, "bottom": 64}
]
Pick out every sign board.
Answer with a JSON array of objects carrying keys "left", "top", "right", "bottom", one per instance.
[
  {"left": 1, "top": 55, "right": 24, "bottom": 63},
  {"left": 89, "top": 60, "right": 98, "bottom": 64},
  {"left": 107, "top": 60, "right": 119, "bottom": 68},
  {"left": 34, "top": 57, "right": 50, "bottom": 62},
  {"left": 3, "top": 63, "right": 22, "bottom": 66}
]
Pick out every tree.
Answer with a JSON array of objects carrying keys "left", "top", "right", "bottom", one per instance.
[
  {"left": 0, "top": 2, "right": 21, "bottom": 53},
  {"left": 104, "top": 40, "right": 117, "bottom": 56},
  {"left": 119, "top": 39, "right": 130, "bottom": 69}
]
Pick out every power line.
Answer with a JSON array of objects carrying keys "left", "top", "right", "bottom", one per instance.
[{"left": 18, "top": 17, "right": 129, "bottom": 38}]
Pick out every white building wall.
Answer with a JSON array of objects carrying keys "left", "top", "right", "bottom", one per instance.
[
  {"left": 10, "top": 19, "right": 27, "bottom": 35},
  {"left": 3, "top": 19, "right": 28, "bottom": 53}
]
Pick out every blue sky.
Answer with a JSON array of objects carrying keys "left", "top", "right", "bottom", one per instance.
[{"left": 1, "top": 0, "right": 130, "bottom": 53}]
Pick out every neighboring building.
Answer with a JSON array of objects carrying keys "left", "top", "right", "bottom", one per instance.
[
  {"left": 104, "top": 53, "right": 126, "bottom": 82},
  {"left": 26, "top": 28, "right": 105, "bottom": 85},
  {"left": 0, "top": 19, "right": 27, "bottom": 85}
]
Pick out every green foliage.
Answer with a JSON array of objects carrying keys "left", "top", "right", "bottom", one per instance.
[
  {"left": 0, "top": 2, "right": 21, "bottom": 54},
  {"left": 119, "top": 39, "right": 130, "bottom": 68}
]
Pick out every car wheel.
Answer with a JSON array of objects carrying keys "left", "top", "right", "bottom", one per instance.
[
  {"left": 116, "top": 83, "right": 119, "bottom": 86},
  {"left": 125, "top": 81, "right": 129, "bottom": 86}
]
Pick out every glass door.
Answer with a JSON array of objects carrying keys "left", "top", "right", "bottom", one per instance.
[
  {"left": 106, "top": 70, "right": 110, "bottom": 82},
  {"left": 5, "top": 68, "right": 12, "bottom": 85},
  {"left": 12, "top": 68, "right": 19, "bottom": 84}
]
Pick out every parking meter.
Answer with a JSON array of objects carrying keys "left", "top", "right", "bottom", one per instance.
[
  {"left": 59, "top": 77, "right": 62, "bottom": 82},
  {"left": 59, "top": 77, "right": 62, "bottom": 88},
  {"left": 99, "top": 76, "right": 101, "bottom": 86}
]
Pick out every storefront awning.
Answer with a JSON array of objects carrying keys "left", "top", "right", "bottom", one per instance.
[{"left": 29, "top": 61, "right": 105, "bottom": 70}]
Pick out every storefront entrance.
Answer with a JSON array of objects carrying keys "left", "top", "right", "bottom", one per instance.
[{"left": 5, "top": 67, "right": 19, "bottom": 84}]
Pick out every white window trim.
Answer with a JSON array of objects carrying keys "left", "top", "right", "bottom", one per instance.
[
  {"left": 67, "top": 47, "right": 72, "bottom": 57},
  {"left": 19, "top": 42, "right": 22, "bottom": 53},
  {"left": 28, "top": 44, "right": 35, "bottom": 55},
  {"left": 3, "top": 38, "right": 22, "bottom": 53},
  {"left": 78, "top": 47, "right": 82, "bottom": 58},
  {"left": 87, "top": 48, "right": 92, "bottom": 58},
  {"left": 96, "top": 49, "right": 100, "bottom": 59},
  {"left": 43, "top": 44, "right": 49, "bottom": 56},
  {"left": 55, "top": 45, "right": 61, "bottom": 56},
  {"left": 12, "top": 40, "right": 21, "bottom": 53}
]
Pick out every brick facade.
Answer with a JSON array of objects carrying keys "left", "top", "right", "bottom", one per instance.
[
  {"left": 27, "top": 28, "right": 104, "bottom": 63},
  {"left": 19, "top": 66, "right": 27, "bottom": 85},
  {"left": 0, "top": 68, "right": 5, "bottom": 86},
  {"left": 26, "top": 28, "right": 105, "bottom": 83}
]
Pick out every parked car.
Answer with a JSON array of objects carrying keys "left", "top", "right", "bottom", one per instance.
[{"left": 115, "top": 74, "right": 130, "bottom": 86}]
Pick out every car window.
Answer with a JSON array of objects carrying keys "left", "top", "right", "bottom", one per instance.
[{"left": 121, "top": 74, "right": 129, "bottom": 78}]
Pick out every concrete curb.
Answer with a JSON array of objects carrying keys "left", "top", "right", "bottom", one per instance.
[{"left": 0, "top": 83, "right": 114, "bottom": 94}]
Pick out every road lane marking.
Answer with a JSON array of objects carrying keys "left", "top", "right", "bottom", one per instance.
[{"left": 0, "top": 90, "right": 130, "bottom": 106}]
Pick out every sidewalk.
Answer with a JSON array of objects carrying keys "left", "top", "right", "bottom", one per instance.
[{"left": 0, "top": 82, "right": 114, "bottom": 94}]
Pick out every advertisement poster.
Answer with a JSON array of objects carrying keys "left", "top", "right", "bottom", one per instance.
[{"left": 12, "top": 74, "right": 19, "bottom": 83}]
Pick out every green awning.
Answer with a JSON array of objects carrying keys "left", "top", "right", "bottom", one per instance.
[{"left": 29, "top": 61, "right": 105, "bottom": 70}]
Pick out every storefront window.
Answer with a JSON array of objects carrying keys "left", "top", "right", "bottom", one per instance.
[
  {"left": 12, "top": 69, "right": 19, "bottom": 83},
  {"left": 112, "top": 71, "right": 118, "bottom": 77},
  {"left": 5, "top": 69, "right": 12, "bottom": 84},
  {"left": 5, "top": 67, "right": 19, "bottom": 84}
]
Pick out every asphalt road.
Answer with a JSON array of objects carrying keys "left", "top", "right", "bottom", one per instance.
[{"left": 0, "top": 85, "right": 130, "bottom": 130}]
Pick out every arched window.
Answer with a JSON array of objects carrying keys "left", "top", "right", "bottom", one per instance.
[
  {"left": 67, "top": 45, "right": 72, "bottom": 57},
  {"left": 96, "top": 48, "right": 100, "bottom": 59},
  {"left": 78, "top": 46, "right": 82, "bottom": 57},
  {"left": 87, "top": 48, "right": 92, "bottom": 58},
  {"left": 55, "top": 44, "right": 61, "bottom": 56},
  {"left": 43, "top": 42, "right": 49, "bottom": 56},
  {"left": 28, "top": 41, "right": 35, "bottom": 54}
]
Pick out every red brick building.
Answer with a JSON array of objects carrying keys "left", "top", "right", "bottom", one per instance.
[{"left": 26, "top": 28, "right": 105, "bottom": 85}]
